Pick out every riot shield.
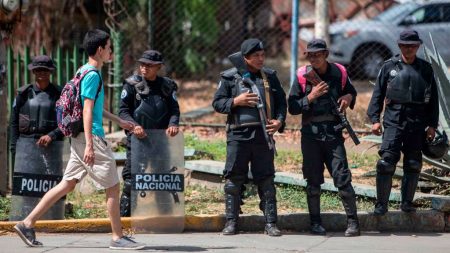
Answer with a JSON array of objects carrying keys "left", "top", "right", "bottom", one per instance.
[
  {"left": 131, "top": 129, "right": 184, "bottom": 233},
  {"left": 10, "top": 137, "right": 66, "bottom": 221}
]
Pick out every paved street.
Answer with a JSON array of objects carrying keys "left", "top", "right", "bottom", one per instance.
[{"left": 1, "top": 232, "right": 449, "bottom": 253}]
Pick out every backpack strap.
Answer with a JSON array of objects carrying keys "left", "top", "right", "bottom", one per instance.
[
  {"left": 333, "top": 63, "right": 348, "bottom": 90},
  {"left": 296, "top": 66, "right": 308, "bottom": 93},
  {"left": 296, "top": 63, "right": 348, "bottom": 93},
  {"left": 77, "top": 68, "right": 103, "bottom": 101}
]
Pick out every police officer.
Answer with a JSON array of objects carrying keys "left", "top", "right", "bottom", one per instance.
[
  {"left": 119, "top": 50, "right": 180, "bottom": 217},
  {"left": 288, "top": 39, "right": 360, "bottom": 236},
  {"left": 367, "top": 29, "right": 438, "bottom": 215},
  {"left": 10, "top": 55, "right": 63, "bottom": 164},
  {"left": 212, "top": 38, "right": 286, "bottom": 236}
]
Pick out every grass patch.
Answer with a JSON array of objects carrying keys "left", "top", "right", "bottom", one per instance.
[
  {"left": 0, "top": 196, "right": 11, "bottom": 221},
  {"left": 185, "top": 134, "right": 227, "bottom": 161},
  {"left": 65, "top": 189, "right": 107, "bottom": 219}
]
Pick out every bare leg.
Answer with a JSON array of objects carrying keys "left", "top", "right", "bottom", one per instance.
[
  {"left": 23, "top": 179, "right": 77, "bottom": 228},
  {"left": 106, "top": 183, "right": 123, "bottom": 241}
]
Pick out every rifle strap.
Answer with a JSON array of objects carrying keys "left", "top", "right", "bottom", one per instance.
[{"left": 261, "top": 71, "right": 272, "bottom": 120}]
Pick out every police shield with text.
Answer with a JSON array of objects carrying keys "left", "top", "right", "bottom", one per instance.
[
  {"left": 367, "top": 29, "right": 439, "bottom": 215},
  {"left": 9, "top": 55, "right": 64, "bottom": 220},
  {"left": 119, "top": 50, "right": 180, "bottom": 217},
  {"left": 212, "top": 38, "right": 287, "bottom": 236}
]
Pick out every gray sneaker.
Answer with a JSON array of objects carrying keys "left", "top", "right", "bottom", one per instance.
[
  {"left": 109, "top": 236, "right": 145, "bottom": 250},
  {"left": 13, "top": 222, "right": 43, "bottom": 247}
]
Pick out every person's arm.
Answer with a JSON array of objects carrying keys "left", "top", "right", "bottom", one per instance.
[
  {"left": 269, "top": 75, "right": 287, "bottom": 133},
  {"left": 167, "top": 84, "right": 180, "bottom": 127},
  {"left": 212, "top": 78, "right": 234, "bottom": 114},
  {"left": 103, "top": 109, "right": 134, "bottom": 130},
  {"left": 426, "top": 66, "right": 439, "bottom": 129},
  {"left": 118, "top": 82, "right": 139, "bottom": 125},
  {"left": 83, "top": 98, "right": 95, "bottom": 166},
  {"left": 9, "top": 96, "right": 21, "bottom": 153},
  {"left": 367, "top": 65, "right": 388, "bottom": 124},
  {"left": 338, "top": 76, "right": 358, "bottom": 111},
  {"left": 287, "top": 78, "right": 310, "bottom": 115}
]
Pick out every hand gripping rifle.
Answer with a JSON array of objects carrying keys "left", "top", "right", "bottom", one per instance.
[
  {"left": 303, "top": 65, "right": 360, "bottom": 145},
  {"left": 228, "top": 52, "right": 277, "bottom": 155}
]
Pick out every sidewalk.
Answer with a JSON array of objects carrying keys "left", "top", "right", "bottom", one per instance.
[{"left": 1, "top": 232, "right": 449, "bottom": 253}]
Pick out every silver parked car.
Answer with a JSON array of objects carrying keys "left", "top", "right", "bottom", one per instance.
[{"left": 329, "top": 0, "right": 450, "bottom": 79}]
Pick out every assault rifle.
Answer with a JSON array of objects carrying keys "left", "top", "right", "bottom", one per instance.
[
  {"left": 228, "top": 52, "right": 277, "bottom": 155},
  {"left": 303, "top": 65, "right": 360, "bottom": 145}
]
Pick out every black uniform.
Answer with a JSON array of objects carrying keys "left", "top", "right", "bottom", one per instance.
[
  {"left": 10, "top": 83, "right": 63, "bottom": 160},
  {"left": 118, "top": 74, "right": 180, "bottom": 216},
  {"left": 367, "top": 55, "right": 439, "bottom": 211},
  {"left": 212, "top": 66, "right": 286, "bottom": 226},
  {"left": 288, "top": 62, "right": 358, "bottom": 227}
]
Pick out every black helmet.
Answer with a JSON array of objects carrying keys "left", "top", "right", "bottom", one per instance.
[{"left": 423, "top": 130, "right": 449, "bottom": 159}]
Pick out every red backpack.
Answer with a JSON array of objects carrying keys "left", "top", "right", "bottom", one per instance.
[
  {"left": 56, "top": 68, "right": 102, "bottom": 137},
  {"left": 296, "top": 63, "right": 348, "bottom": 92}
]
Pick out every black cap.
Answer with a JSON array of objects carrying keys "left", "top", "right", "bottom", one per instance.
[
  {"left": 306, "top": 39, "right": 328, "bottom": 53},
  {"left": 138, "top": 50, "right": 164, "bottom": 64},
  {"left": 28, "top": 55, "right": 56, "bottom": 71},
  {"left": 241, "top": 38, "right": 264, "bottom": 56},
  {"left": 397, "top": 29, "right": 422, "bottom": 45}
]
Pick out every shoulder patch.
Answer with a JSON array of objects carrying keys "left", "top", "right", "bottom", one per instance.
[
  {"left": 172, "top": 91, "right": 178, "bottom": 101},
  {"left": 121, "top": 89, "right": 128, "bottom": 100}
]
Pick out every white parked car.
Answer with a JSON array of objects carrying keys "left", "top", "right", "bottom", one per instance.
[{"left": 328, "top": 0, "right": 450, "bottom": 79}]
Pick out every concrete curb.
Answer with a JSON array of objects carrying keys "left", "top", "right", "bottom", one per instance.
[{"left": 0, "top": 211, "right": 448, "bottom": 233}]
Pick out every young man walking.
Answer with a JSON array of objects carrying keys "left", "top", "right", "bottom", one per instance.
[{"left": 14, "top": 29, "right": 145, "bottom": 250}]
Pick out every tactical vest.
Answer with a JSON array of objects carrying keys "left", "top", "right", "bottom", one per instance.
[
  {"left": 386, "top": 60, "right": 431, "bottom": 104},
  {"left": 126, "top": 75, "right": 175, "bottom": 129},
  {"left": 230, "top": 72, "right": 267, "bottom": 129},
  {"left": 18, "top": 85, "right": 59, "bottom": 135}
]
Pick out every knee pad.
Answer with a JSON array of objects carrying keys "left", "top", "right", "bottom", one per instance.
[
  {"left": 376, "top": 159, "right": 396, "bottom": 175},
  {"left": 403, "top": 159, "right": 422, "bottom": 173},
  {"left": 306, "top": 185, "right": 321, "bottom": 197},
  {"left": 224, "top": 180, "right": 241, "bottom": 196}
]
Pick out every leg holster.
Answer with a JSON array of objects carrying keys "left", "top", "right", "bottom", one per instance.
[
  {"left": 306, "top": 184, "right": 321, "bottom": 225},
  {"left": 257, "top": 177, "right": 278, "bottom": 224},
  {"left": 120, "top": 179, "right": 132, "bottom": 217}
]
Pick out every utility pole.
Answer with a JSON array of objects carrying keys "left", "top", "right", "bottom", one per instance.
[{"left": 315, "top": 0, "right": 329, "bottom": 44}]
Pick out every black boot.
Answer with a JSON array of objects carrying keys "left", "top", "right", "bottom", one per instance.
[
  {"left": 223, "top": 181, "right": 241, "bottom": 235},
  {"left": 222, "top": 219, "right": 237, "bottom": 235},
  {"left": 310, "top": 223, "right": 326, "bottom": 235},
  {"left": 306, "top": 185, "right": 325, "bottom": 235},
  {"left": 401, "top": 173, "right": 419, "bottom": 213},
  {"left": 222, "top": 192, "right": 239, "bottom": 235},
  {"left": 345, "top": 219, "right": 360, "bottom": 237},
  {"left": 265, "top": 223, "right": 281, "bottom": 236},
  {"left": 257, "top": 177, "right": 281, "bottom": 236},
  {"left": 339, "top": 184, "right": 360, "bottom": 237},
  {"left": 374, "top": 174, "right": 392, "bottom": 216},
  {"left": 120, "top": 179, "right": 132, "bottom": 217}
]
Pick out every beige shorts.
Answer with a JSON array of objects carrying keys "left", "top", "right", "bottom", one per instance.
[{"left": 63, "top": 134, "right": 119, "bottom": 189}]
